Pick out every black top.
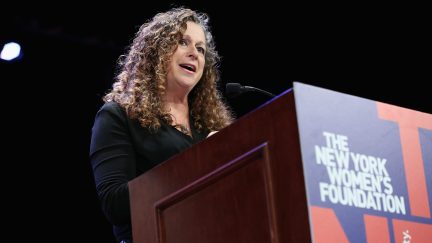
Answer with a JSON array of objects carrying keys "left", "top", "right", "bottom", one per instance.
[{"left": 89, "top": 102, "right": 209, "bottom": 241}]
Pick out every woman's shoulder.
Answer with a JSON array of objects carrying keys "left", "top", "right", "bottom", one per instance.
[
  {"left": 95, "top": 102, "right": 129, "bottom": 122},
  {"left": 98, "top": 102, "right": 125, "bottom": 114}
]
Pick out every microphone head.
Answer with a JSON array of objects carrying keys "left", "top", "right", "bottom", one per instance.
[{"left": 225, "top": 83, "right": 244, "bottom": 98}]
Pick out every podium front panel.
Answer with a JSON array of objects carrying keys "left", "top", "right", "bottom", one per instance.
[{"left": 294, "top": 82, "right": 432, "bottom": 243}]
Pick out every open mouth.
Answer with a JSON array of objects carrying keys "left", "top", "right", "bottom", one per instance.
[{"left": 179, "top": 64, "right": 196, "bottom": 72}]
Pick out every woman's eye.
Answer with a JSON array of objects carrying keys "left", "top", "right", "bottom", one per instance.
[
  {"left": 197, "top": 47, "right": 206, "bottom": 54},
  {"left": 179, "top": 39, "right": 187, "bottom": 46}
]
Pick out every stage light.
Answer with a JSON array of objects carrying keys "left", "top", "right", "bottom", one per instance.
[{"left": 1, "top": 42, "right": 22, "bottom": 61}]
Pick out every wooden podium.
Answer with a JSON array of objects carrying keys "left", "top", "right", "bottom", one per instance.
[
  {"left": 129, "top": 88, "right": 311, "bottom": 243},
  {"left": 129, "top": 82, "right": 432, "bottom": 242}
]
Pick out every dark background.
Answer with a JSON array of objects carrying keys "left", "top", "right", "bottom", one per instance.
[{"left": 1, "top": 2, "right": 430, "bottom": 242}]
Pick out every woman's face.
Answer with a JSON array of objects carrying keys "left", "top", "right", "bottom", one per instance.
[{"left": 166, "top": 21, "right": 206, "bottom": 95}]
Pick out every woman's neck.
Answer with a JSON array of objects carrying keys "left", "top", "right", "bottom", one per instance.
[{"left": 164, "top": 95, "right": 191, "bottom": 136}]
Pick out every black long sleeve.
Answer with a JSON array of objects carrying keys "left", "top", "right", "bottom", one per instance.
[
  {"left": 89, "top": 102, "right": 208, "bottom": 240},
  {"left": 90, "top": 103, "right": 135, "bottom": 225}
]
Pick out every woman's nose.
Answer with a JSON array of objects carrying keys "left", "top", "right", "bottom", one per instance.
[{"left": 187, "top": 46, "right": 198, "bottom": 59}]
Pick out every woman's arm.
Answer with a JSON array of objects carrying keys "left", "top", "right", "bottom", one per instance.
[{"left": 89, "top": 103, "right": 136, "bottom": 225}]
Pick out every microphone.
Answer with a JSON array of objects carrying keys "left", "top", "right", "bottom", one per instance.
[{"left": 226, "top": 83, "right": 276, "bottom": 98}]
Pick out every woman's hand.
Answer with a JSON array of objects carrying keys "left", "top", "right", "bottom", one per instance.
[{"left": 207, "top": 131, "right": 218, "bottom": 138}]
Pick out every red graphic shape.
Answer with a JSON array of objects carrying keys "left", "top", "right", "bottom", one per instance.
[
  {"left": 364, "top": 214, "right": 390, "bottom": 243},
  {"left": 377, "top": 102, "right": 432, "bottom": 218},
  {"left": 393, "top": 218, "right": 432, "bottom": 243},
  {"left": 310, "top": 206, "right": 349, "bottom": 243}
]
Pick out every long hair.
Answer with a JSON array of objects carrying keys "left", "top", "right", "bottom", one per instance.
[{"left": 104, "top": 7, "right": 233, "bottom": 132}]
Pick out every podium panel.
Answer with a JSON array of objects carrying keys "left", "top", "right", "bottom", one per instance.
[
  {"left": 294, "top": 83, "right": 432, "bottom": 243},
  {"left": 156, "top": 144, "right": 276, "bottom": 243}
]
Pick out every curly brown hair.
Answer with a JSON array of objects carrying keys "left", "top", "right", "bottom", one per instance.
[{"left": 104, "top": 7, "right": 233, "bottom": 132}]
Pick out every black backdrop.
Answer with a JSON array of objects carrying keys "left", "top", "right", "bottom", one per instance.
[{"left": 1, "top": 2, "right": 430, "bottom": 242}]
